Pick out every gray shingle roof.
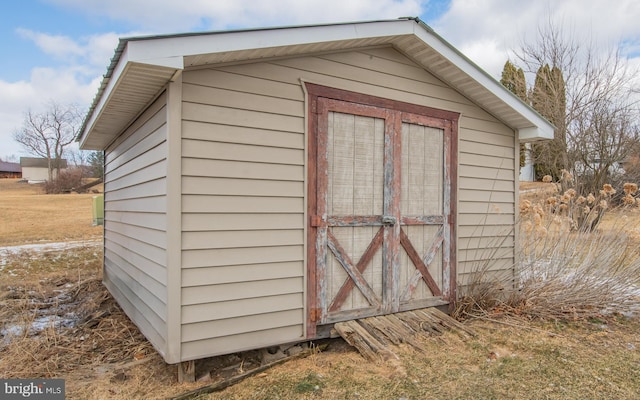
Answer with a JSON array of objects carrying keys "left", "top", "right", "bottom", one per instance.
[{"left": 19, "top": 157, "right": 68, "bottom": 168}]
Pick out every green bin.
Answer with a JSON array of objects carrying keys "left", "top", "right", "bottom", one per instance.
[{"left": 92, "top": 194, "right": 104, "bottom": 226}]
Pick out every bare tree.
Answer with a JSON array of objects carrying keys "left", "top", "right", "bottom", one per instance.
[
  {"left": 513, "top": 18, "right": 640, "bottom": 195},
  {"left": 13, "top": 102, "right": 83, "bottom": 182}
]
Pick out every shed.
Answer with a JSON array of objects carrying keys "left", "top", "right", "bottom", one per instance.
[
  {"left": 19, "top": 157, "right": 68, "bottom": 183},
  {"left": 78, "top": 18, "right": 553, "bottom": 366}
]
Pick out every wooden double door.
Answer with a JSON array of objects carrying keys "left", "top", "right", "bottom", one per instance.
[{"left": 307, "top": 85, "right": 458, "bottom": 331}]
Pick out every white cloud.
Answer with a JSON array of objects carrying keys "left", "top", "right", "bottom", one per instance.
[
  {"left": 16, "top": 29, "right": 85, "bottom": 60},
  {"left": 456, "top": 38, "right": 507, "bottom": 80},
  {"left": 16, "top": 29, "right": 121, "bottom": 73},
  {"left": 47, "top": 0, "right": 427, "bottom": 31},
  {"left": 432, "top": 0, "right": 640, "bottom": 77},
  {"left": 84, "top": 32, "right": 122, "bottom": 67},
  {"left": 0, "top": 68, "right": 96, "bottom": 158},
  {"left": 0, "top": 30, "right": 122, "bottom": 158}
]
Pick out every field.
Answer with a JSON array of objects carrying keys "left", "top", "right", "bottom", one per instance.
[
  {"left": 0, "top": 179, "right": 639, "bottom": 399},
  {"left": 0, "top": 179, "right": 102, "bottom": 245}
]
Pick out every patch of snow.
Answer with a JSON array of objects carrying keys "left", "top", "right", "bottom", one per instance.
[
  {"left": 517, "top": 259, "right": 640, "bottom": 317},
  {"left": 2, "top": 313, "right": 79, "bottom": 345},
  {"left": 0, "top": 239, "right": 101, "bottom": 257},
  {"left": 1, "top": 239, "right": 100, "bottom": 346},
  {"left": 1, "top": 324, "right": 24, "bottom": 338},
  {"left": 1, "top": 295, "right": 82, "bottom": 345},
  {"left": 0, "top": 239, "right": 101, "bottom": 271}
]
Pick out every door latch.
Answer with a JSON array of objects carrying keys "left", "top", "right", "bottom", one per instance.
[{"left": 382, "top": 215, "right": 397, "bottom": 225}]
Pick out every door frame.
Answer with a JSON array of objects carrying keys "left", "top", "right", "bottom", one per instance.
[{"left": 305, "top": 83, "right": 459, "bottom": 338}]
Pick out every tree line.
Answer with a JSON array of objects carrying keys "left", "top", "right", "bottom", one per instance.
[{"left": 500, "top": 20, "right": 640, "bottom": 197}]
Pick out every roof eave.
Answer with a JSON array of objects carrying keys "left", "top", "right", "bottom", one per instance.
[
  {"left": 517, "top": 126, "right": 554, "bottom": 142},
  {"left": 409, "top": 19, "right": 555, "bottom": 142},
  {"left": 79, "top": 19, "right": 555, "bottom": 150},
  {"left": 78, "top": 45, "right": 183, "bottom": 150},
  {"left": 78, "top": 20, "right": 416, "bottom": 150}
]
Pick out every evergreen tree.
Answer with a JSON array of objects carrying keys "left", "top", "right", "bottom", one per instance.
[
  {"left": 500, "top": 61, "right": 529, "bottom": 167},
  {"left": 531, "top": 64, "right": 568, "bottom": 181},
  {"left": 500, "top": 61, "right": 527, "bottom": 102},
  {"left": 87, "top": 151, "right": 104, "bottom": 178}
]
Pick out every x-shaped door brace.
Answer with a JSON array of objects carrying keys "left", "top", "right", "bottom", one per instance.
[
  {"left": 399, "top": 226, "right": 444, "bottom": 301},
  {"left": 326, "top": 225, "right": 443, "bottom": 312},
  {"left": 327, "top": 228, "right": 384, "bottom": 312}
]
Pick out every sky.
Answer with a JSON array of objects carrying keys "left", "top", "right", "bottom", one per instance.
[{"left": 1, "top": 0, "right": 640, "bottom": 160}]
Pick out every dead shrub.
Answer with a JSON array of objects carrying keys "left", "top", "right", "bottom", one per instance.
[
  {"left": 456, "top": 182, "right": 640, "bottom": 321},
  {"left": 43, "top": 168, "right": 85, "bottom": 194}
]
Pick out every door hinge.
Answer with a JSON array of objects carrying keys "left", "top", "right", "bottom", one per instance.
[{"left": 310, "top": 215, "right": 322, "bottom": 227}]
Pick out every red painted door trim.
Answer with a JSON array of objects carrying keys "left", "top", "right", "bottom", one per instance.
[{"left": 305, "top": 83, "right": 459, "bottom": 338}]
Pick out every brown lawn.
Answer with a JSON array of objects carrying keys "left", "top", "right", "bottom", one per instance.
[{"left": 0, "top": 179, "right": 102, "bottom": 246}]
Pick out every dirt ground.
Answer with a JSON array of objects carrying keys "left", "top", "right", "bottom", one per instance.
[
  {"left": 1, "top": 249, "right": 639, "bottom": 399},
  {"left": 1, "top": 178, "right": 639, "bottom": 399}
]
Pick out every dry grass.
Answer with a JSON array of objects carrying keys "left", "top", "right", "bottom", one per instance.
[
  {"left": 519, "top": 180, "right": 558, "bottom": 194},
  {"left": 3, "top": 250, "right": 639, "bottom": 400},
  {"left": 201, "top": 317, "right": 640, "bottom": 400},
  {"left": 0, "top": 179, "right": 102, "bottom": 246},
  {"left": 0, "top": 245, "right": 202, "bottom": 399},
  {"left": 1, "top": 178, "right": 639, "bottom": 399},
  {"left": 0, "top": 180, "right": 198, "bottom": 399}
]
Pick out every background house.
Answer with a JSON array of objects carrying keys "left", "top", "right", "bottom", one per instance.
[
  {"left": 0, "top": 161, "right": 21, "bottom": 178},
  {"left": 20, "top": 157, "right": 68, "bottom": 183},
  {"left": 519, "top": 144, "right": 535, "bottom": 181},
  {"left": 77, "top": 18, "right": 554, "bottom": 368}
]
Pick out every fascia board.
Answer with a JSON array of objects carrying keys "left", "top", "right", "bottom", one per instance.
[
  {"left": 80, "top": 19, "right": 556, "bottom": 148},
  {"left": 411, "top": 24, "right": 555, "bottom": 140},
  {"left": 124, "top": 20, "right": 414, "bottom": 62},
  {"left": 518, "top": 126, "right": 555, "bottom": 142},
  {"left": 79, "top": 47, "right": 183, "bottom": 148},
  {"left": 79, "top": 46, "right": 132, "bottom": 148}
]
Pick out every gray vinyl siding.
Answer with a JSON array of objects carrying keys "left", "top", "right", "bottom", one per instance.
[
  {"left": 180, "top": 69, "right": 306, "bottom": 359},
  {"left": 103, "top": 93, "right": 169, "bottom": 358},
  {"left": 179, "top": 46, "right": 516, "bottom": 359}
]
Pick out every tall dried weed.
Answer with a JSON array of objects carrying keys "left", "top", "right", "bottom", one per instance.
[{"left": 456, "top": 179, "right": 640, "bottom": 321}]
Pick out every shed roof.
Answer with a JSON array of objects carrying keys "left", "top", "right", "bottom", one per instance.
[
  {"left": 78, "top": 18, "right": 554, "bottom": 150},
  {"left": 20, "top": 157, "right": 68, "bottom": 169}
]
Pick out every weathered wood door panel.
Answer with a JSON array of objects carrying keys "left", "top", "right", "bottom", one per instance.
[
  {"left": 325, "top": 110, "right": 385, "bottom": 315},
  {"left": 306, "top": 84, "right": 458, "bottom": 335},
  {"left": 398, "top": 118, "right": 449, "bottom": 311}
]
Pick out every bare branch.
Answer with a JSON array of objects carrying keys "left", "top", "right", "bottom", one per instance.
[
  {"left": 12, "top": 102, "right": 84, "bottom": 182},
  {"left": 512, "top": 17, "right": 640, "bottom": 195}
]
